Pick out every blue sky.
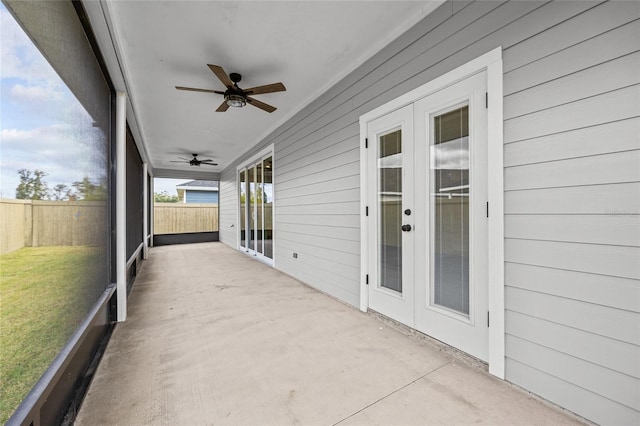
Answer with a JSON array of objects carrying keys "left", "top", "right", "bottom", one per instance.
[
  {"left": 1, "top": 3, "right": 106, "bottom": 199},
  {"left": 154, "top": 178, "right": 191, "bottom": 196}
]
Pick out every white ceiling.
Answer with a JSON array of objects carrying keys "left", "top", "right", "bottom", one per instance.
[{"left": 87, "top": 1, "right": 441, "bottom": 178}]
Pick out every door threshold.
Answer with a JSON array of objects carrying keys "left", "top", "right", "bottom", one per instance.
[{"left": 367, "top": 309, "right": 488, "bottom": 372}]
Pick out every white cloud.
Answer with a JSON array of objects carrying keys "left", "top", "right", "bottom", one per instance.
[
  {"left": 1, "top": 123, "right": 108, "bottom": 197},
  {"left": 1, "top": 128, "right": 31, "bottom": 141},
  {"left": 9, "top": 84, "right": 63, "bottom": 102},
  {"left": 431, "top": 137, "right": 469, "bottom": 170},
  {"left": 1, "top": 124, "right": 65, "bottom": 145}
]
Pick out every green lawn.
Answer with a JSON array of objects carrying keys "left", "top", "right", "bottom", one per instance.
[{"left": 0, "top": 246, "right": 106, "bottom": 424}]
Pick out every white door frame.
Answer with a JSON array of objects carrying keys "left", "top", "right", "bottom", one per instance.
[{"left": 359, "top": 47, "right": 504, "bottom": 378}]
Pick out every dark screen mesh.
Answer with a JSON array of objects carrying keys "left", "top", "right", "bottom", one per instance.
[
  {"left": 126, "top": 127, "right": 143, "bottom": 259},
  {"left": 0, "top": 1, "right": 111, "bottom": 422}
]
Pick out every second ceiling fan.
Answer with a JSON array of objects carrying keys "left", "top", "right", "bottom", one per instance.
[{"left": 176, "top": 64, "right": 286, "bottom": 113}]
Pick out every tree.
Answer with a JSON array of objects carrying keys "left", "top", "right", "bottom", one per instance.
[
  {"left": 240, "top": 186, "right": 263, "bottom": 204},
  {"left": 51, "top": 184, "right": 73, "bottom": 201},
  {"left": 15, "top": 169, "right": 49, "bottom": 200},
  {"left": 72, "top": 177, "right": 106, "bottom": 201},
  {"left": 154, "top": 191, "right": 179, "bottom": 203}
]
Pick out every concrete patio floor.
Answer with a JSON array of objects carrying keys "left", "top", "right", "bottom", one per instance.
[{"left": 75, "top": 242, "right": 585, "bottom": 425}]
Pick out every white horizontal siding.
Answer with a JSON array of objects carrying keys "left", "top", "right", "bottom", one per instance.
[
  {"left": 505, "top": 214, "right": 640, "bottom": 247},
  {"left": 217, "top": 1, "right": 640, "bottom": 423},
  {"left": 501, "top": 2, "right": 640, "bottom": 424},
  {"left": 504, "top": 51, "right": 640, "bottom": 120},
  {"left": 507, "top": 359, "right": 640, "bottom": 426},
  {"left": 277, "top": 175, "right": 360, "bottom": 200},
  {"left": 507, "top": 334, "right": 639, "bottom": 410},
  {"left": 504, "top": 19, "right": 640, "bottom": 95},
  {"left": 505, "top": 263, "right": 640, "bottom": 313},
  {"left": 274, "top": 222, "right": 359, "bottom": 242},
  {"left": 277, "top": 201, "right": 359, "bottom": 217},
  {"left": 504, "top": 118, "right": 640, "bottom": 167},
  {"left": 278, "top": 187, "right": 360, "bottom": 207},
  {"left": 504, "top": 150, "right": 640, "bottom": 191},
  {"left": 503, "top": 1, "right": 640, "bottom": 71},
  {"left": 505, "top": 85, "right": 640, "bottom": 143},
  {"left": 505, "top": 239, "right": 640, "bottom": 280},
  {"left": 505, "top": 182, "right": 640, "bottom": 215},
  {"left": 276, "top": 163, "right": 359, "bottom": 193},
  {"left": 506, "top": 310, "right": 640, "bottom": 377},
  {"left": 218, "top": 168, "right": 237, "bottom": 247},
  {"left": 506, "top": 286, "right": 639, "bottom": 346}
]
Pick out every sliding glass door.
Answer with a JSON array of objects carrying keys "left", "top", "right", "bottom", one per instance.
[{"left": 238, "top": 151, "right": 274, "bottom": 264}]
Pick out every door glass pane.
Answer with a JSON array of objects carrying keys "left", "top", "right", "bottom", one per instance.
[
  {"left": 263, "top": 157, "right": 273, "bottom": 259},
  {"left": 239, "top": 170, "right": 246, "bottom": 248},
  {"left": 249, "top": 166, "right": 256, "bottom": 251},
  {"left": 431, "top": 105, "right": 469, "bottom": 315},
  {"left": 256, "top": 162, "right": 264, "bottom": 254},
  {"left": 378, "top": 129, "right": 402, "bottom": 293}
]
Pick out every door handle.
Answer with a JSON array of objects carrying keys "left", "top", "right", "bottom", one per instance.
[{"left": 401, "top": 224, "right": 412, "bottom": 232}]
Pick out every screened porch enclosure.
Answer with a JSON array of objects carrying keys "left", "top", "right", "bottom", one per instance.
[{"left": 1, "top": 0, "right": 638, "bottom": 425}]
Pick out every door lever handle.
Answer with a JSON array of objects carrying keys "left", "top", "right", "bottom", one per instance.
[{"left": 401, "top": 224, "right": 412, "bottom": 232}]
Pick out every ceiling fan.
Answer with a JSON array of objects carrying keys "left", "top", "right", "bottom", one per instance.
[
  {"left": 176, "top": 64, "right": 286, "bottom": 113},
  {"left": 170, "top": 154, "right": 218, "bottom": 167}
]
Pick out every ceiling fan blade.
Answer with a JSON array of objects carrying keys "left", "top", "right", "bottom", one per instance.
[
  {"left": 246, "top": 97, "right": 277, "bottom": 113},
  {"left": 199, "top": 158, "right": 214, "bottom": 162},
  {"left": 208, "top": 64, "right": 234, "bottom": 89},
  {"left": 243, "top": 82, "right": 286, "bottom": 95},
  {"left": 216, "top": 100, "right": 230, "bottom": 112},
  {"left": 176, "top": 86, "right": 224, "bottom": 94},
  {"left": 202, "top": 162, "right": 218, "bottom": 166},
  {"left": 170, "top": 160, "right": 187, "bottom": 163}
]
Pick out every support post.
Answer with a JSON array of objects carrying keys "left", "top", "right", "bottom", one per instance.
[
  {"left": 116, "top": 91, "right": 127, "bottom": 322},
  {"left": 143, "top": 162, "right": 149, "bottom": 259},
  {"left": 149, "top": 176, "right": 154, "bottom": 247}
]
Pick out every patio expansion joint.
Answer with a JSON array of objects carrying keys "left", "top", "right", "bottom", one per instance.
[{"left": 330, "top": 361, "right": 452, "bottom": 426}]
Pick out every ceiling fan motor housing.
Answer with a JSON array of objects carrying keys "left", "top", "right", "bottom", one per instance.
[{"left": 229, "top": 72, "right": 242, "bottom": 84}]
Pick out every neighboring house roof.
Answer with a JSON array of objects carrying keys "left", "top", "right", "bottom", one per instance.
[{"left": 176, "top": 180, "right": 219, "bottom": 192}]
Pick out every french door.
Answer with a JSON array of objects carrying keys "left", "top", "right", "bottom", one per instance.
[
  {"left": 239, "top": 154, "right": 273, "bottom": 263},
  {"left": 366, "top": 105, "right": 415, "bottom": 326},
  {"left": 366, "top": 71, "right": 489, "bottom": 361}
]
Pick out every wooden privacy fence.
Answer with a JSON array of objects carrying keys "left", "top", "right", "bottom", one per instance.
[
  {"left": 0, "top": 199, "right": 107, "bottom": 255},
  {"left": 153, "top": 203, "right": 219, "bottom": 235}
]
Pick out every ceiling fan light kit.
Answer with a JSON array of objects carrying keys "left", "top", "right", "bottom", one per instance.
[
  {"left": 226, "top": 94, "right": 246, "bottom": 108},
  {"left": 176, "top": 64, "right": 286, "bottom": 113}
]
